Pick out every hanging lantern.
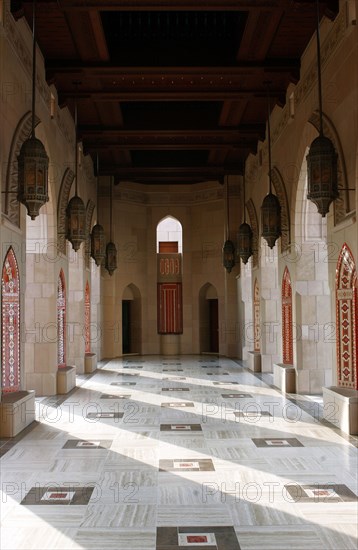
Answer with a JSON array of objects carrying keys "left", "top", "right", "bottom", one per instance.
[
  {"left": 18, "top": 136, "right": 49, "bottom": 220},
  {"left": 66, "top": 194, "right": 86, "bottom": 252},
  {"left": 237, "top": 222, "right": 253, "bottom": 264},
  {"left": 260, "top": 84, "right": 281, "bottom": 249},
  {"left": 307, "top": 134, "right": 338, "bottom": 217},
  {"left": 105, "top": 241, "right": 117, "bottom": 276},
  {"left": 91, "top": 223, "right": 106, "bottom": 266},
  {"left": 261, "top": 192, "right": 281, "bottom": 249},
  {"left": 306, "top": 0, "right": 338, "bottom": 217},
  {"left": 237, "top": 164, "right": 253, "bottom": 264},
  {"left": 222, "top": 239, "right": 235, "bottom": 273},
  {"left": 17, "top": 1, "right": 49, "bottom": 220}
]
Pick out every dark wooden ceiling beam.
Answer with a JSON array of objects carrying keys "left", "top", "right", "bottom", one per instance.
[
  {"left": 237, "top": 9, "right": 284, "bottom": 61},
  {"left": 101, "top": 166, "right": 242, "bottom": 177},
  {"left": 78, "top": 127, "right": 265, "bottom": 138}
]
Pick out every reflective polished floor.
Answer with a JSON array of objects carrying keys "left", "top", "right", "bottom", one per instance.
[{"left": 1, "top": 356, "right": 357, "bottom": 549}]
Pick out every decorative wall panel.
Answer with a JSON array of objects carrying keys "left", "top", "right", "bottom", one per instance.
[
  {"left": 336, "top": 244, "right": 357, "bottom": 389},
  {"left": 1, "top": 248, "right": 20, "bottom": 392},
  {"left": 282, "top": 267, "right": 293, "bottom": 365},
  {"left": 57, "top": 270, "right": 66, "bottom": 368},
  {"left": 253, "top": 278, "right": 261, "bottom": 353}
]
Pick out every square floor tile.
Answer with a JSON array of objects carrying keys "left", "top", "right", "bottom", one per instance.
[
  {"left": 86, "top": 412, "right": 124, "bottom": 419},
  {"left": 233, "top": 410, "right": 272, "bottom": 418},
  {"left": 160, "top": 424, "right": 202, "bottom": 432},
  {"left": 213, "top": 382, "right": 239, "bottom": 385},
  {"left": 161, "top": 402, "right": 195, "bottom": 408},
  {"left": 252, "top": 438, "right": 303, "bottom": 448},
  {"left": 21, "top": 486, "right": 95, "bottom": 505},
  {"left": 163, "top": 377, "right": 186, "bottom": 381},
  {"left": 156, "top": 526, "right": 240, "bottom": 549},
  {"left": 123, "top": 365, "right": 143, "bottom": 368},
  {"left": 285, "top": 483, "right": 358, "bottom": 503},
  {"left": 62, "top": 439, "right": 112, "bottom": 449},
  {"left": 207, "top": 373, "right": 229, "bottom": 376},
  {"left": 162, "top": 388, "right": 190, "bottom": 392},
  {"left": 100, "top": 393, "right": 128, "bottom": 399},
  {"left": 159, "top": 458, "right": 215, "bottom": 472},
  {"left": 221, "top": 394, "right": 253, "bottom": 398}
]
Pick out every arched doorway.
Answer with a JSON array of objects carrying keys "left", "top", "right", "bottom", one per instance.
[
  {"left": 1, "top": 248, "right": 20, "bottom": 393},
  {"left": 57, "top": 270, "right": 66, "bottom": 368},
  {"left": 199, "top": 283, "right": 219, "bottom": 353},
  {"left": 336, "top": 244, "right": 357, "bottom": 389},
  {"left": 122, "top": 284, "right": 142, "bottom": 354}
]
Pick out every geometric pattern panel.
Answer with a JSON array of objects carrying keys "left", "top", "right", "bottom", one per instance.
[
  {"left": 157, "top": 282, "right": 183, "bottom": 334},
  {"left": 284, "top": 483, "right": 357, "bottom": 503},
  {"left": 85, "top": 280, "right": 90, "bottom": 353},
  {"left": 21, "top": 485, "right": 95, "bottom": 505},
  {"left": 57, "top": 269, "right": 66, "bottom": 368},
  {"left": 253, "top": 277, "right": 261, "bottom": 352},
  {"left": 1, "top": 247, "right": 20, "bottom": 392},
  {"left": 336, "top": 243, "right": 357, "bottom": 389},
  {"left": 156, "top": 526, "right": 241, "bottom": 549},
  {"left": 282, "top": 266, "right": 293, "bottom": 365}
]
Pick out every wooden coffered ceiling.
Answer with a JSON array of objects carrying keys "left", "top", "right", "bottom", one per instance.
[{"left": 12, "top": 0, "right": 338, "bottom": 184}]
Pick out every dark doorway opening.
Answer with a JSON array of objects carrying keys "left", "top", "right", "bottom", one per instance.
[
  {"left": 208, "top": 298, "right": 219, "bottom": 353},
  {"left": 122, "top": 300, "right": 131, "bottom": 354}
]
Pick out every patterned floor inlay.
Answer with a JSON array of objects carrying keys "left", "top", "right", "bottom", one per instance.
[
  {"left": 233, "top": 410, "right": 272, "bottom": 418},
  {"left": 62, "top": 439, "right": 112, "bottom": 449},
  {"left": 161, "top": 402, "right": 195, "bottom": 408},
  {"left": 86, "top": 412, "right": 124, "bottom": 419},
  {"left": 252, "top": 438, "right": 304, "bottom": 447},
  {"left": 160, "top": 424, "right": 202, "bottom": 432},
  {"left": 284, "top": 484, "right": 358, "bottom": 502},
  {"left": 21, "top": 486, "right": 95, "bottom": 505},
  {"left": 213, "top": 381, "right": 239, "bottom": 385},
  {"left": 162, "top": 387, "right": 190, "bottom": 391},
  {"left": 100, "top": 393, "right": 131, "bottom": 399},
  {"left": 156, "top": 526, "right": 240, "bottom": 549},
  {"left": 221, "top": 393, "right": 253, "bottom": 398},
  {"left": 206, "top": 373, "right": 229, "bottom": 376},
  {"left": 159, "top": 459, "right": 215, "bottom": 472}
]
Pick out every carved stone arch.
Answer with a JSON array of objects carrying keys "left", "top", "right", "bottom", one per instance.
[
  {"left": 85, "top": 199, "right": 96, "bottom": 268},
  {"left": 3, "top": 111, "right": 40, "bottom": 226},
  {"left": 309, "top": 111, "right": 351, "bottom": 225},
  {"left": 271, "top": 167, "right": 290, "bottom": 253},
  {"left": 57, "top": 168, "right": 75, "bottom": 255},
  {"left": 246, "top": 199, "right": 259, "bottom": 268}
]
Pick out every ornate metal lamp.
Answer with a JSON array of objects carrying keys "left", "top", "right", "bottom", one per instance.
[
  {"left": 237, "top": 163, "right": 253, "bottom": 264},
  {"left": 90, "top": 154, "right": 106, "bottom": 266},
  {"left": 222, "top": 176, "right": 236, "bottom": 273},
  {"left": 17, "top": 0, "right": 49, "bottom": 220},
  {"left": 105, "top": 177, "right": 117, "bottom": 276},
  {"left": 66, "top": 102, "right": 86, "bottom": 252},
  {"left": 261, "top": 86, "right": 281, "bottom": 249},
  {"left": 306, "top": 0, "right": 338, "bottom": 217}
]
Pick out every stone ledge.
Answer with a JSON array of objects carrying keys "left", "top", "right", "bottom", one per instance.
[
  {"left": 274, "top": 363, "right": 296, "bottom": 393},
  {"left": 0, "top": 390, "right": 36, "bottom": 437},
  {"left": 84, "top": 353, "right": 97, "bottom": 373},
  {"left": 323, "top": 386, "right": 358, "bottom": 435},
  {"left": 57, "top": 366, "right": 76, "bottom": 395},
  {"left": 248, "top": 351, "right": 261, "bottom": 372}
]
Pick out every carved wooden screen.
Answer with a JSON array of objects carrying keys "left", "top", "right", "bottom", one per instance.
[
  {"left": 57, "top": 269, "right": 66, "bottom": 368},
  {"left": 85, "top": 281, "right": 91, "bottom": 353},
  {"left": 336, "top": 244, "right": 357, "bottom": 389},
  {"left": 282, "top": 267, "right": 293, "bottom": 365},
  {"left": 1, "top": 247, "right": 20, "bottom": 392},
  {"left": 157, "top": 283, "right": 183, "bottom": 334}
]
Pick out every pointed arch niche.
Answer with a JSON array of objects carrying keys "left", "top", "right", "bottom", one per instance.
[
  {"left": 1, "top": 248, "right": 20, "bottom": 393},
  {"left": 293, "top": 145, "right": 332, "bottom": 394},
  {"left": 199, "top": 283, "right": 219, "bottom": 354},
  {"left": 156, "top": 216, "right": 183, "bottom": 253}
]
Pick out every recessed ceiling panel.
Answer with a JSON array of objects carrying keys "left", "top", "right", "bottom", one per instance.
[
  {"left": 131, "top": 150, "right": 209, "bottom": 168},
  {"left": 121, "top": 101, "right": 222, "bottom": 130},
  {"left": 101, "top": 11, "right": 248, "bottom": 66}
]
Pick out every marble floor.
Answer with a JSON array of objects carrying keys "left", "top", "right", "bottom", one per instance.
[{"left": 1, "top": 355, "right": 357, "bottom": 549}]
